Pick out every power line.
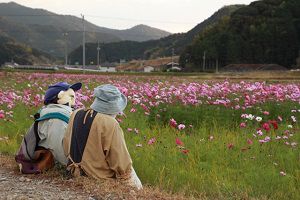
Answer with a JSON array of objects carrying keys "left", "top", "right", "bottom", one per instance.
[{"left": 0, "top": 14, "right": 198, "bottom": 25}]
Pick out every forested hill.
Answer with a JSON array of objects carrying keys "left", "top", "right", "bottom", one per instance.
[
  {"left": 0, "top": 2, "right": 170, "bottom": 57},
  {"left": 0, "top": 34, "right": 54, "bottom": 65},
  {"left": 180, "top": 0, "right": 300, "bottom": 70},
  {"left": 69, "top": 5, "right": 243, "bottom": 64}
]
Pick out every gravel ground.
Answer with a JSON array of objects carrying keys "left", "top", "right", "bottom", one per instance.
[
  {"left": 0, "top": 155, "right": 187, "bottom": 200},
  {"left": 0, "top": 167, "right": 98, "bottom": 200}
]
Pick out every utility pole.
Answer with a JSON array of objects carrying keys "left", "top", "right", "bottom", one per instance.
[
  {"left": 97, "top": 41, "right": 101, "bottom": 67},
  {"left": 202, "top": 51, "right": 206, "bottom": 72},
  {"left": 81, "top": 14, "right": 86, "bottom": 73},
  {"left": 63, "top": 32, "right": 68, "bottom": 66}
]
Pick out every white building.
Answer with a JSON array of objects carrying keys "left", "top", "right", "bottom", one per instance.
[
  {"left": 144, "top": 66, "right": 154, "bottom": 73},
  {"left": 99, "top": 66, "right": 116, "bottom": 72}
]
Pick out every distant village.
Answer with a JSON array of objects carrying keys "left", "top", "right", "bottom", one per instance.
[{"left": 1, "top": 56, "right": 183, "bottom": 73}]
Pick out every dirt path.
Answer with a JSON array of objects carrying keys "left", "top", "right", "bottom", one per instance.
[
  {"left": 0, "top": 155, "right": 187, "bottom": 200},
  {"left": 0, "top": 167, "right": 91, "bottom": 200}
]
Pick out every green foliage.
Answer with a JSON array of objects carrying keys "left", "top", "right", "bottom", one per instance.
[
  {"left": 1, "top": 94, "right": 300, "bottom": 199},
  {"left": 182, "top": 0, "right": 300, "bottom": 69},
  {"left": 0, "top": 34, "right": 54, "bottom": 65},
  {"left": 69, "top": 6, "right": 242, "bottom": 64}
]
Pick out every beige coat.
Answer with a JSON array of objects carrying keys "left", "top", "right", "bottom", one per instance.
[{"left": 63, "top": 109, "right": 132, "bottom": 180}]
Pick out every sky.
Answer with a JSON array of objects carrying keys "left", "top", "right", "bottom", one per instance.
[{"left": 0, "top": 0, "right": 255, "bottom": 33}]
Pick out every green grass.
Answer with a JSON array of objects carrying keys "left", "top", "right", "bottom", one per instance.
[
  {"left": 1, "top": 102, "right": 299, "bottom": 199},
  {"left": 0, "top": 72, "right": 300, "bottom": 199}
]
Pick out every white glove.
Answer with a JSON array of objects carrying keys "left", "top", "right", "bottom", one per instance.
[{"left": 128, "top": 166, "right": 143, "bottom": 190}]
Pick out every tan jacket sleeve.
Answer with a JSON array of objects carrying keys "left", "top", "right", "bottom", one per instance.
[{"left": 105, "top": 124, "right": 132, "bottom": 179}]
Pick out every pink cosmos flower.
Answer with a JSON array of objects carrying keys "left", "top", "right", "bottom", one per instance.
[
  {"left": 247, "top": 139, "right": 253, "bottom": 145},
  {"left": 227, "top": 143, "right": 234, "bottom": 149},
  {"left": 178, "top": 124, "right": 186, "bottom": 130},
  {"left": 169, "top": 118, "right": 177, "bottom": 128},
  {"left": 262, "top": 123, "right": 271, "bottom": 132},
  {"left": 240, "top": 122, "right": 246, "bottom": 128},
  {"left": 0, "top": 113, "right": 4, "bottom": 119},
  {"left": 259, "top": 139, "right": 267, "bottom": 144},
  {"left": 148, "top": 137, "right": 156, "bottom": 145},
  {"left": 278, "top": 116, "right": 283, "bottom": 122},
  {"left": 275, "top": 136, "right": 281, "bottom": 140},
  {"left": 263, "top": 111, "right": 269, "bottom": 115},
  {"left": 209, "top": 135, "right": 214, "bottom": 141},
  {"left": 130, "top": 108, "right": 136, "bottom": 113},
  {"left": 176, "top": 138, "right": 184, "bottom": 146},
  {"left": 257, "top": 129, "right": 263, "bottom": 136},
  {"left": 127, "top": 128, "right": 133, "bottom": 132}
]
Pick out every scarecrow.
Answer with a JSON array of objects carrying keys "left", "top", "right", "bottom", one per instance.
[
  {"left": 63, "top": 84, "right": 142, "bottom": 189},
  {"left": 16, "top": 82, "right": 82, "bottom": 173}
]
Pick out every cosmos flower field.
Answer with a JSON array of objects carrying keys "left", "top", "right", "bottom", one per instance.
[{"left": 0, "top": 72, "right": 299, "bottom": 199}]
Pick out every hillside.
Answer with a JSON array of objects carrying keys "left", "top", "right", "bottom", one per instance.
[
  {"left": 181, "top": 0, "right": 300, "bottom": 70},
  {"left": 69, "top": 5, "right": 243, "bottom": 64},
  {"left": 0, "top": 33, "right": 55, "bottom": 65},
  {"left": 0, "top": 2, "right": 171, "bottom": 57}
]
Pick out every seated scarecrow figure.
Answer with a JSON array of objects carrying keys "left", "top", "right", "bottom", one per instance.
[
  {"left": 39, "top": 82, "right": 82, "bottom": 165},
  {"left": 63, "top": 84, "right": 143, "bottom": 190},
  {"left": 16, "top": 82, "right": 82, "bottom": 173}
]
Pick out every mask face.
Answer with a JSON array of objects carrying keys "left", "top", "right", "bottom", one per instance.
[{"left": 57, "top": 88, "right": 76, "bottom": 107}]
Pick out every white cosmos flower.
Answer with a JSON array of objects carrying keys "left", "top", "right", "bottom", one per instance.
[{"left": 256, "top": 117, "right": 262, "bottom": 122}]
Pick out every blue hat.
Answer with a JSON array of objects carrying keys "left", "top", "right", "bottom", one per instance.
[
  {"left": 44, "top": 82, "right": 82, "bottom": 104},
  {"left": 90, "top": 84, "right": 127, "bottom": 115}
]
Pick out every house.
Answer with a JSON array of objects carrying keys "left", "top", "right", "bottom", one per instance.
[
  {"left": 99, "top": 66, "right": 116, "bottom": 72},
  {"left": 144, "top": 66, "right": 154, "bottom": 73}
]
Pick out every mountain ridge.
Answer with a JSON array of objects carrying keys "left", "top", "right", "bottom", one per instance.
[{"left": 0, "top": 2, "right": 171, "bottom": 57}]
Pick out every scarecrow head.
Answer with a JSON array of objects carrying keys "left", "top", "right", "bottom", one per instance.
[{"left": 44, "top": 82, "right": 82, "bottom": 107}]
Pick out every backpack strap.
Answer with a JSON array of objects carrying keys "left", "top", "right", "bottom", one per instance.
[{"left": 67, "top": 109, "right": 97, "bottom": 172}]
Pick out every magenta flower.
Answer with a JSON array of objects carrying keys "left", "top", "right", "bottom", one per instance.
[
  {"left": 240, "top": 122, "right": 246, "bottom": 128},
  {"left": 169, "top": 118, "right": 177, "bottom": 128},
  {"left": 262, "top": 123, "right": 271, "bottom": 132},
  {"left": 176, "top": 138, "right": 184, "bottom": 146},
  {"left": 0, "top": 113, "right": 5, "bottom": 119}
]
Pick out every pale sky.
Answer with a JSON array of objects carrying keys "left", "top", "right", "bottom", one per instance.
[{"left": 0, "top": 0, "right": 255, "bottom": 33}]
